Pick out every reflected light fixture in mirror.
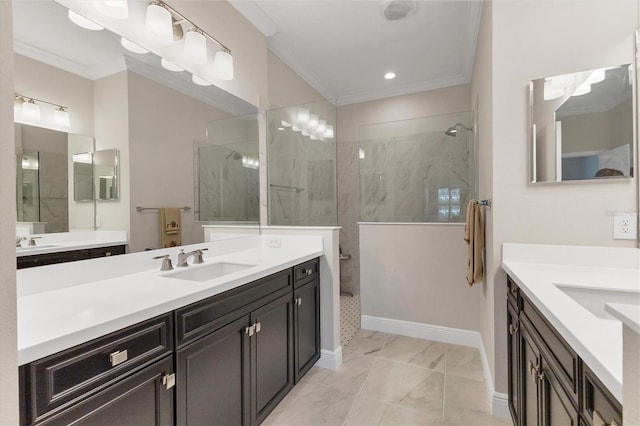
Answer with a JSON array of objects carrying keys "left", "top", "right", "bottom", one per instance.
[
  {"left": 121, "top": 37, "right": 149, "bottom": 54},
  {"left": 14, "top": 95, "right": 71, "bottom": 129},
  {"left": 68, "top": 9, "right": 104, "bottom": 31},
  {"left": 192, "top": 74, "right": 212, "bottom": 86},
  {"left": 161, "top": 58, "right": 183, "bottom": 72}
]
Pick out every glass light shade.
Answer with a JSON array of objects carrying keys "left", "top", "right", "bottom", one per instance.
[
  {"left": 384, "top": 72, "right": 396, "bottom": 80},
  {"left": 54, "top": 108, "right": 71, "bottom": 127},
  {"left": 573, "top": 82, "right": 591, "bottom": 96},
  {"left": 192, "top": 74, "right": 212, "bottom": 86},
  {"left": 213, "top": 50, "right": 234, "bottom": 80},
  {"left": 323, "top": 125, "right": 334, "bottom": 139},
  {"left": 121, "top": 37, "right": 149, "bottom": 54},
  {"left": 13, "top": 97, "right": 24, "bottom": 118},
  {"left": 184, "top": 29, "right": 207, "bottom": 64},
  {"left": 316, "top": 120, "right": 327, "bottom": 133},
  {"left": 22, "top": 100, "right": 41, "bottom": 121},
  {"left": 68, "top": 10, "right": 104, "bottom": 31},
  {"left": 161, "top": 58, "right": 183, "bottom": 72},
  {"left": 145, "top": 3, "right": 173, "bottom": 45},
  {"left": 308, "top": 114, "right": 319, "bottom": 128},
  {"left": 543, "top": 80, "right": 564, "bottom": 100},
  {"left": 296, "top": 108, "right": 310, "bottom": 123},
  {"left": 98, "top": 1, "right": 129, "bottom": 19}
]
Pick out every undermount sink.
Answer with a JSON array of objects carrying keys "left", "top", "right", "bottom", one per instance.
[
  {"left": 16, "top": 244, "right": 59, "bottom": 251},
  {"left": 163, "top": 262, "right": 256, "bottom": 282},
  {"left": 555, "top": 284, "right": 640, "bottom": 320}
]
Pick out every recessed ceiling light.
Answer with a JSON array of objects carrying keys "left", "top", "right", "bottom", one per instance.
[{"left": 384, "top": 72, "right": 396, "bottom": 80}]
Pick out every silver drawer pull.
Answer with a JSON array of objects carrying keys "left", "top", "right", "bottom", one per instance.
[
  {"left": 305, "top": 268, "right": 313, "bottom": 275},
  {"left": 109, "top": 350, "right": 128, "bottom": 367},
  {"left": 162, "top": 373, "right": 176, "bottom": 390},
  {"left": 297, "top": 297, "right": 302, "bottom": 306},
  {"left": 255, "top": 321, "right": 261, "bottom": 333}
]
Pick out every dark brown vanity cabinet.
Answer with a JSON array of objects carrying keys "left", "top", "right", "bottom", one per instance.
[
  {"left": 20, "top": 258, "right": 320, "bottom": 426},
  {"left": 507, "top": 276, "right": 622, "bottom": 426},
  {"left": 17, "top": 245, "right": 126, "bottom": 269}
]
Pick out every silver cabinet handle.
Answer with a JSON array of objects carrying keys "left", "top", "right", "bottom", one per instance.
[
  {"left": 255, "top": 322, "right": 261, "bottom": 333},
  {"left": 509, "top": 323, "right": 519, "bottom": 336},
  {"left": 305, "top": 268, "right": 313, "bottom": 275},
  {"left": 162, "top": 373, "right": 176, "bottom": 390},
  {"left": 245, "top": 325, "right": 255, "bottom": 336},
  {"left": 109, "top": 350, "right": 128, "bottom": 367},
  {"left": 297, "top": 297, "right": 302, "bottom": 306},
  {"left": 528, "top": 359, "right": 540, "bottom": 378}
]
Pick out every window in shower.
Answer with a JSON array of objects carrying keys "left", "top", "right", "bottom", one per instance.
[
  {"left": 266, "top": 100, "right": 337, "bottom": 226},
  {"left": 358, "top": 110, "right": 476, "bottom": 223}
]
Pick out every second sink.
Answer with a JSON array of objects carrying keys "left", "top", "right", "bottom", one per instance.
[
  {"left": 555, "top": 284, "right": 640, "bottom": 320},
  {"left": 164, "top": 262, "right": 256, "bottom": 282}
]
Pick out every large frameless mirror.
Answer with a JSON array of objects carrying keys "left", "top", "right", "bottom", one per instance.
[{"left": 530, "top": 64, "right": 635, "bottom": 183}]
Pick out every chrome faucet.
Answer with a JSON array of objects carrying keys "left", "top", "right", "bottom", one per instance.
[
  {"left": 153, "top": 254, "right": 174, "bottom": 271},
  {"left": 176, "top": 248, "right": 209, "bottom": 267},
  {"left": 28, "top": 236, "right": 42, "bottom": 246},
  {"left": 16, "top": 236, "right": 26, "bottom": 247}
]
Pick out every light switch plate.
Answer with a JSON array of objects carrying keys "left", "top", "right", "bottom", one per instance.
[{"left": 613, "top": 212, "right": 638, "bottom": 240}]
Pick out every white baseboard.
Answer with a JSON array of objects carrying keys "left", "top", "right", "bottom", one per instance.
[
  {"left": 315, "top": 346, "right": 342, "bottom": 371},
  {"left": 361, "top": 315, "right": 510, "bottom": 419}
]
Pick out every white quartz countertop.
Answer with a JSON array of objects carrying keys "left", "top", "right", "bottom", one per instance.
[
  {"left": 606, "top": 302, "right": 640, "bottom": 334},
  {"left": 17, "top": 235, "right": 323, "bottom": 365},
  {"left": 502, "top": 243, "right": 640, "bottom": 403},
  {"left": 16, "top": 230, "right": 128, "bottom": 257}
]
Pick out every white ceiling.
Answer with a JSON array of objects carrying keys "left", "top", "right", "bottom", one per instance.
[{"left": 230, "top": 0, "right": 483, "bottom": 105}]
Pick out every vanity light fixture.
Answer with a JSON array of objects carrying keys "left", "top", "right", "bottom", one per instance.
[
  {"left": 121, "top": 37, "right": 149, "bottom": 54},
  {"left": 316, "top": 120, "right": 327, "bottom": 134},
  {"left": 68, "top": 9, "right": 104, "bottom": 31},
  {"left": 384, "top": 71, "right": 396, "bottom": 80},
  {"left": 54, "top": 106, "right": 71, "bottom": 127},
  {"left": 145, "top": 1, "right": 234, "bottom": 79},
  {"left": 22, "top": 99, "right": 41, "bottom": 121},
  {"left": 184, "top": 29, "right": 208, "bottom": 64},
  {"left": 192, "top": 74, "right": 212, "bottom": 86},
  {"left": 161, "top": 58, "right": 183, "bottom": 72},
  {"left": 323, "top": 125, "right": 334, "bottom": 139},
  {"left": 15, "top": 94, "right": 70, "bottom": 127},
  {"left": 308, "top": 114, "right": 319, "bottom": 129},
  {"left": 296, "top": 108, "right": 310, "bottom": 123}
]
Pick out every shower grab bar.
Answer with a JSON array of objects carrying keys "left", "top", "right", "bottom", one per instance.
[
  {"left": 269, "top": 184, "right": 305, "bottom": 193},
  {"left": 136, "top": 206, "right": 191, "bottom": 212}
]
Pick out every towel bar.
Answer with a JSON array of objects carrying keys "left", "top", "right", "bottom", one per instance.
[
  {"left": 477, "top": 199, "right": 492, "bottom": 207},
  {"left": 136, "top": 206, "right": 191, "bottom": 212}
]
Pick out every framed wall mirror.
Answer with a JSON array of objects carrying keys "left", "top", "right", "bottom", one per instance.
[
  {"left": 93, "top": 149, "right": 118, "bottom": 201},
  {"left": 530, "top": 64, "right": 635, "bottom": 183}
]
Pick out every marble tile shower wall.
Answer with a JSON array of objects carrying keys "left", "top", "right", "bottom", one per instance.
[
  {"left": 268, "top": 122, "right": 337, "bottom": 226},
  {"left": 38, "top": 151, "right": 69, "bottom": 233}
]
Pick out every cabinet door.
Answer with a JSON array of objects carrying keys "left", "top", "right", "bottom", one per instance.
[
  {"left": 176, "top": 315, "right": 251, "bottom": 426},
  {"left": 539, "top": 354, "right": 580, "bottom": 426},
  {"left": 520, "top": 319, "right": 542, "bottom": 426},
  {"left": 251, "top": 293, "right": 294, "bottom": 425},
  {"left": 294, "top": 279, "right": 320, "bottom": 383},
  {"left": 37, "top": 356, "right": 174, "bottom": 426},
  {"left": 507, "top": 301, "right": 520, "bottom": 426}
]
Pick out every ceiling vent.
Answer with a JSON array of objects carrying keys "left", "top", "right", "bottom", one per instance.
[{"left": 381, "top": 0, "right": 417, "bottom": 21}]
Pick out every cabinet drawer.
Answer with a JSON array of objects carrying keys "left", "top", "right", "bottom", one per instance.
[
  {"left": 175, "top": 269, "right": 292, "bottom": 347},
  {"left": 17, "top": 250, "right": 91, "bottom": 270},
  {"left": 24, "top": 313, "right": 173, "bottom": 423},
  {"left": 521, "top": 293, "right": 579, "bottom": 403},
  {"left": 582, "top": 363, "right": 622, "bottom": 426},
  {"left": 294, "top": 258, "right": 318, "bottom": 287},
  {"left": 89, "top": 245, "right": 125, "bottom": 258}
]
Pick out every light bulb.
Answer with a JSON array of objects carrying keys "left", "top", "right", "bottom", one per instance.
[
  {"left": 296, "top": 108, "right": 310, "bottom": 123},
  {"left": 184, "top": 29, "right": 207, "bottom": 64},
  {"left": 97, "top": 0, "right": 129, "bottom": 19},
  {"left": 308, "top": 114, "right": 319, "bottom": 128},
  {"left": 192, "top": 74, "right": 212, "bottom": 86},
  {"left": 22, "top": 100, "right": 41, "bottom": 121},
  {"left": 54, "top": 107, "right": 70, "bottom": 127},
  {"left": 68, "top": 10, "right": 104, "bottom": 31},
  {"left": 145, "top": 3, "right": 173, "bottom": 45},
  {"left": 213, "top": 50, "right": 234, "bottom": 80},
  {"left": 161, "top": 58, "right": 183, "bottom": 72},
  {"left": 121, "top": 37, "right": 149, "bottom": 54}
]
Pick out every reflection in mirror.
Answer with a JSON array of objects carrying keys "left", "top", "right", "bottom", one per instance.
[
  {"left": 72, "top": 152, "right": 93, "bottom": 202},
  {"left": 13, "top": 0, "right": 259, "bottom": 250},
  {"left": 15, "top": 123, "right": 94, "bottom": 233},
  {"left": 94, "top": 149, "right": 119, "bottom": 201},
  {"left": 531, "top": 64, "right": 635, "bottom": 182}
]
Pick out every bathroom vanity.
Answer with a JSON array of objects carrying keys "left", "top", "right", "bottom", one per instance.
[
  {"left": 16, "top": 235, "right": 323, "bottom": 425},
  {"left": 502, "top": 244, "right": 639, "bottom": 426}
]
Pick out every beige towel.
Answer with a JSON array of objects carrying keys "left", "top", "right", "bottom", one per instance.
[
  {"left": 160, "top": 208, "right": 182, "bottom": 248},
  {"left": 464, "top": 200, "right": 484, "bottom": 285}
]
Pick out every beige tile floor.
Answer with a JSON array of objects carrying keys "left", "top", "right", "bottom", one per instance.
[{"left": 264, "top": 329, "right": 513, "bottom": 426}]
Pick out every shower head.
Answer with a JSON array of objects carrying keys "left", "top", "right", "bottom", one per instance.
[
  {"left": 225, "top": 150, "right": 242, "bottom": 160},
  {"left": 445, "top": 123, "right": 473, "bottom": 137}
]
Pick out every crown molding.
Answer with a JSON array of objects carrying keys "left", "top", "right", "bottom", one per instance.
[
  {"left": 228, "top": 0, "right": 280, "bottom": 37},
  {"left": 14, "top": 40, "right": 94, "bottom": 80}
]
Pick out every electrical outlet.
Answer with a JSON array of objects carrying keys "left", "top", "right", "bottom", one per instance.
[
  {"left": 613, "top": 212, "right": 638, "bottom": 240},
  {"left": 267, "top": 237, "right": 281, "bottom": 248}
]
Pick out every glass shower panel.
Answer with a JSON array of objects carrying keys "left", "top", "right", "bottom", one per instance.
[
  {"left": 266, "top": 100, "right": 337, "bottom": 226},
  {"left": 197, "top": 114, "right": 259, "bottom": 223},
  {"left": 16, "top": 152, "right": 40, "bottom": 223},
  {"left": 359, "top": 111, "right": 476, "bottom": 223}
]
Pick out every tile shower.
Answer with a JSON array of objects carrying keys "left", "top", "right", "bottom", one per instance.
[{"left": 266, "top": 100, "right": 338, "bottom": 226}]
